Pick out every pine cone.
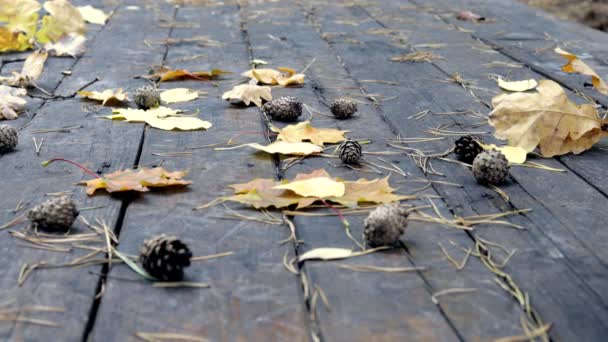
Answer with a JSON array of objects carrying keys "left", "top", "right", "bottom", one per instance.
[
  {"left": 134, "top": 85, "right": 161, "bottom": 110},
  {"left": 262, "top": 96, "right": 302, "bottom": 122},
  {"left": 330, "top": 98, "right": 357, "bottom": 119},
  {"left": 364, "top": 204, "right": 408, "bottom": 247},
  {"left": 338, "top": 139, "right": 362, "bottom": 165},
  {"left": 472, "top": 149, "right": 509, "bottom": 185},
  {"left": 28, "top": 197, "right": 79, "bottom": 232},
  {"left": 454, "top": 135, "right": 482, "bottom": 164},
  {"left": 0, "top": 125, "right": 18, "bottom": 153},
  {"left": 140, "top": 235, "right": 192, "bottom": 281}
]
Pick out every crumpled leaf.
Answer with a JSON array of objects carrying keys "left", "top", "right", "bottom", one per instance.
[
  {"left": 0, "top": 0, "right": 41, "bottom": 52},
  {"left": 274, "top": 177, "right": 345, "bottom": 198},
  {"left": 82, "top": 167, "right": 192, "bottom": 195},
  {"left": 218, "top": 169, "right": 412, "bottom": 209},
  {"left": 497, "top": 78, "right": 537, "bottom": 92},
  {"left": 555, "top": 47, "right": 608, "bottom": 95},
  {"left": 106, "top": 106, "right": 212, "bottom": 131},
  {"left": 222, "top": 84, "right": 272, "bottom": 107},
  {"left": 160, "top": 88, "right": 198, "bottom": 104},
  {"left": 456, "top": 10, "right": 485, "bottom": 22},
  {"left": 146, "top": 66, "right": 230, "bottom": 82},
  {"left": 242, "top": 67, "right": 305, "bottom": 86},
  {"left": 78, "top": 88, "right": 128, "bottom": 106},
  {"left": 0, "top": 50, "right": 48, "bottom": 87},
  {"left": 77, "top": 5, "right": 107, "bottom": 25},
  {"left": 245, "top": 141, "right": 322, "bottom": 156},
  {"left": 479, "top": 143, "right": 528, "bottom": 164},
  {"left": 271, "top": 120, "right": 347, "bottom": 146},
  {"left": 44, "top": 32, "right": 86, "bottom": 57},
  {"left": 0, "top": 85, "right": 27, "bottom": 120},
  {"left": 37, "top": 0, "right": 86, "bottom": 44},
  {"left": 489, "top": 80, "right": 608, "bottom": 157}
]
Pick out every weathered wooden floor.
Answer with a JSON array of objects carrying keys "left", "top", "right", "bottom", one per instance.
[{"left": 1, "top": 0, "right": 608, "bottom": 341}]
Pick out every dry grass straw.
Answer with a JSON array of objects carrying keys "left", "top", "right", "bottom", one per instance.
[
  {"left": 0, "top": 305, "right": 64, "bottom": 327},
  {"left": 390, "top": 51, "right": 444, "bottom": 63},
  {"left": 338, "top": 264, "right": 426, "bottom": 273},
  {"left": 431, "top": 288, "right": 477, "bottom": 304},
  {"left": 135, "top": 332, "right": 208, "bottom": 342}
]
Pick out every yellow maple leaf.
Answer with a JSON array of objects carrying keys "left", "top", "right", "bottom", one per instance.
[
  {"left": 496, "top": 78, "right": 537, "bottom": 92},
  {"left": 274, "top": 177, "right": 346, "bottom": 198},
  {"left": 222, "top": 84, "right": 272, "bottom": 107},
  {"left": 77, "top": 5, "right": 107, "bottom": 25},
  {"left": 146, "top": 66, "right": 230, "bottom": 82},
  {"left": 328, "top": 176, "right": 413, "bottom": 208},
  {"left": 0, "top": 0, "right": 41, "bottom": 52},
  {"left": 555, "top": 47, "right": 608, "bottom": 95},
  {"left": 0, "top": 50, "right": 48, "bottom": 87},
  {"left": 44, "top": 32, "right": 86, "bottom": 57},
  {"left": 83, "top": 167, "right": 192, "bottom": 195},
  {"left": 271, "top": 120, "right": 347, "bottom": 146},
  {"left": 107, "top": 106, "right": 212, "bottom": 131},
  {"left": 160, "top": 88, "right": 199, "bottom": 104},
  {"left": 489, "top": 80, "right": 608, "bottom": 157},
  {"left": 242, "top": 67, "right": 305, "bottom": 86},
  {"left": 0, "top": 85, "right": 27, "bottom": 120},
  {"left": 37, "top": 0, "right": 86, "bottom": 44},
  {"left": 78, "top": 88, "right": 128, "bottom": 106}
]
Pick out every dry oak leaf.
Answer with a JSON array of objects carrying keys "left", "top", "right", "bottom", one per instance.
[
  {"left": 555, "top": 47, "right": 608, "bottom": 95},
  {"left": 489, "top": 80, "right": 608, "bottom": 157},
  {"left": 222, "top": 84, "right": 272, "bottom": 107},
  {"left": 77, "top": 5, "right": 108, "bottom": 25},
  {"left": 242, "top": 67, "right": 305, "bottom": 86},
  {"left": 37, "top": 0, "right": 86, "bottom": 44},
  {"left": 44, "top": 32, "right": 86, "bottom": 57},
  {"left": 78, "top": 88, "right": 128, "bottom": 106},
  {"left": 496, "top": 78, "right": 537, "bottom": 92},
  {"left": 216, "top": 169, "right": 412, "bottom": 210},
  {"left": 0, "top": 50, "right": 48, "bottom": 88},
  {"left": 0, "top": 0, "right": 41, "bottom": 52},
  {"left": 271, "top": 120, "right": 347, "bottom": 146},
  {"left": 160, "top": 88, "right": 199, "bottom": 104},
  {"left": 107, "top": 107, "right": 212, "bottom": 131},
  {"left": 0, "top": 85, "right": 27, "bottom": 120},
  {"left": 146, "top": 66, "right": 231, "bottom": 82},
  {"left": 83, "top": 167, "right": 192, "bottom": 195}
]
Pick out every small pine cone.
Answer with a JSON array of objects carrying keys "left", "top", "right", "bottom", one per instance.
[
  {"left": 262, "top": 96, "right": 302, "bottom": 122},
  {"left": 330, "top": 98, "right": 357, "bottom": 119},
  {"left": 140, "top": 235, "right": 192, "bottom": 281},
  {"left": 28, "top": 197, "right": 79, "bottom": 232},
  {"left": 134, "top": 85, "right": 161, "bottom": 110},
  {"left": 0, "top": 125, "right": 18, "bottom": 153},
  {"left": 472, "top": 149, "right": 510, "bottom": 185},
  {"left": 338, "top": 139, "right": 362, "bottom": 165},
  {"left": 364, "top": 204, "right": 408, "bottom": 247},
  {"left": 454, "top": 135, "right": 483, "bottom": 164}
]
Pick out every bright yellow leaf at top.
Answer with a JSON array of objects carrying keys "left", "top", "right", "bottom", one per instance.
[
  {"left": 77, "top": 5, "right": 107, "bottom": 25},
  {"left": 274, "top": 177, "right": 346, "bottom": 198},
  {"left": 555, "top": 47, "right": 608, "bottom": 95},
  {"left": 0, "top": 0, "right": 41, "bottom": 52},
  {"left": 37, "top": 0, "right": 86, "bottom": 43}
]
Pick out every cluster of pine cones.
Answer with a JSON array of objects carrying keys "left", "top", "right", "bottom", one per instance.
[{"left": 454, "top": 135, "right": 510, "bottom": 185}]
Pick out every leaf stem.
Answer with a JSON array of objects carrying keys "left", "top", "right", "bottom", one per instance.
[
  {"left": 42, "top": 158, "right": 101, "bottom": 179},
  {"left": 321, "top": 200, "right": 365, "bottom": 250}
]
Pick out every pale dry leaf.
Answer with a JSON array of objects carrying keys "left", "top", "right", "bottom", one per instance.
[
  {"left": 274, "top": 177, "right": 346, "bottom": 198},
  {"left": 146, "top": 66, "right": 230, "bottom": 82},
  {"left": 78, "top": 88, "right": 128, "bottom": 106},
  {"left": 37, "top": 0, "right": 86, "bottom": 43},
  {"left": 0, "top": 50, "right": 48, "bottom": 87},
  {"left": 555, "top": 47, "right": 608, "bottom": 95},
  {"left": 497, "top": 78, "right": 537, "bottom": 92},
  {"left": 77, "top": 5, "right": 108, "bottom": 25},
  {"left": 222, "top": 84, "right": 272, "bottom": 107},
  {"left": 271, "top": 120, "right": 347, "bottom": 146},
  {"left": 0, "top": 85, "right": 27, "bottom": 120},
  {"left": 242, "top": 67, "right": 305, "bottom": 86},
  {"left": 160, "top": 88, "right": 198, "bottom": 104},
  {"left": 246, "top": 141, "right": 322, "bottom": 156},
  {"left": 107, "top": 107, "right": 212, "bottom": 131},
  {"left": 479, "top": 143, "right": 528, "bottom": 164},
  {"left": 489, "top": 80, "right": 608, "bottom": 157},
  {"left": 44, "top": 33, "right": 86, "bottom": 57},
  {"left": 83, "top": 167, "right": 192, "bottom": 195}
]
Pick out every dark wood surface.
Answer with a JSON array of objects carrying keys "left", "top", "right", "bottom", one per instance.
[{"left": 0, "top": 0, "right": 607, "bottom": 341}]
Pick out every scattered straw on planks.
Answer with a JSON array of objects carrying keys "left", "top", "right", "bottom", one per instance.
[{"left": 390, "top": 51, "right": 444, "bottom": 63}]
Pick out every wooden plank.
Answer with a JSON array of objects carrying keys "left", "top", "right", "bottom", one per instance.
[
  {"left": 88, "top": 3, "right": 310, "bottom": 341},
  {"left": 294, "top": 0, "right": 608, "bottom": 340},
  {"left": 0, "top": 3, "right": 172, "bottom": 340},
  {"left": 243, "top": 1, "right": 535, "bottom": 341},
  {"left": 361, "top": 0, "right": 608, "bottom": 296}
]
